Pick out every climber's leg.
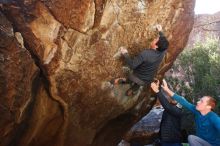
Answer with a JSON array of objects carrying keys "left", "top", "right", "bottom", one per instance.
[
  {"left": 125, "top": 83, "right": 140, "bottom": 96},
  {"left": 110, "top": 78, "right": 127, "bottom": 85}
]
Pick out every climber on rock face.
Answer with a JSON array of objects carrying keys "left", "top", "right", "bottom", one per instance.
[{"left": 107, "top": 24, "right": 169, "bottom": 96}]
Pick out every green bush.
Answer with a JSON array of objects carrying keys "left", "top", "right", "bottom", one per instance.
[{"left": 167, "top": 38, "right": 220, "bottom": 113}]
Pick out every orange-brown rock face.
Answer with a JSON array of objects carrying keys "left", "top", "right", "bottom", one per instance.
[
  {"left": 0, "top": 11, "right": 39, "bottom": 146},
  {"left": 0, "top": 0, "right": 195, "bottom": 146}
]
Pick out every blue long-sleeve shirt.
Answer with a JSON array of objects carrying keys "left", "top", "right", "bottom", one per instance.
[{"left": 172, "top": 93, "right": 220, "bottom": 146}]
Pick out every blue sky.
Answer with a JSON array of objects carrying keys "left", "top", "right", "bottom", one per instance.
[{"left": 195, "top": 0, "right": 220, "bottom": 14}]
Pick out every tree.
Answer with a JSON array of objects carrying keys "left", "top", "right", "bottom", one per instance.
[{"left": 167, "top": 38, "right": 220, "bottom": 112}]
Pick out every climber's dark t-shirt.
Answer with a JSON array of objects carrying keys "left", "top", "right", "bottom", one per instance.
[{"left": 123, "top": 49, "right": 166, "bottom": 85}]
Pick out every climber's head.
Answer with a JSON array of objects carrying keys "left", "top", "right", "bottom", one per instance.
[
  {"left": 150, "top": 37, "right": 159, "bottom": 50},
  {"left": 156, "top": 35, "right": 169, "bottom": 52},
  {"left": 149, "top": 32, "right": 169, "bottom": 52}
]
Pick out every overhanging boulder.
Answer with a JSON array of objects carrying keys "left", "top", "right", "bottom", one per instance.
[{"left": 0, "top": 0, "right": 195, "bottom": 146}]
